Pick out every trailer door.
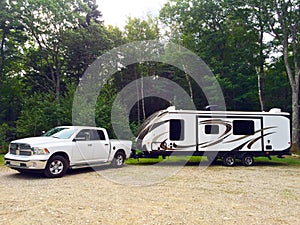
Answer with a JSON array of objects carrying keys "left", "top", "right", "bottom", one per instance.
[{"left": 197, "top": 117, "right": 263, "bottom": 152}]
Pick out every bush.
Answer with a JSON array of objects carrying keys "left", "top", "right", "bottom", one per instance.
[{"left": 0, "top": 123, "right": 10, "bottom": 154}]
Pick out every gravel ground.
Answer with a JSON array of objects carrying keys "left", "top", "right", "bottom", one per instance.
[{"left": 0, "top": 161, "right": 300, "bottom": 225}]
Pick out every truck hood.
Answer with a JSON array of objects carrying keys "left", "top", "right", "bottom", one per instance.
[{"left": 11, "top": 136, "right": 68, "bottom": 147}]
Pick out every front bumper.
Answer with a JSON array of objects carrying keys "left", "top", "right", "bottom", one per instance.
[{"left": 4, "top": 154, "right": 48, "bottom": 170}]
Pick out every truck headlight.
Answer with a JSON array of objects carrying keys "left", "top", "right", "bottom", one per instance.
[{"left": 32, "top": 147, "right": 50, "bottom": 155}]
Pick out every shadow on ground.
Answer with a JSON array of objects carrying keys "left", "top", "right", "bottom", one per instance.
[{"left": 3, "top": 157, "right": 295, "bottom": 180}]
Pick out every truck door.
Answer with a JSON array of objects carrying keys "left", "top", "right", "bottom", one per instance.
[
  {"left": 74, "top": 129, "right": 110, "bottom": 164},
  {"left": 89, "top": 129, "right": 110, "bottom": 162},
  {"left": 73, "top": 129, "right": 95, "bottom": 164}
]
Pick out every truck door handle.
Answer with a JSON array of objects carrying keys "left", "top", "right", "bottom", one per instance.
[
  {"left": 105, "top": 144, "right": 109, "bottom": 146},
  {"left": 88, "top": 144, "right": 92, "bottom": 147}
]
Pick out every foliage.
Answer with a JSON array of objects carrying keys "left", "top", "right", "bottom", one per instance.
[
  {"left": 126, "top": 155, "right": 300, "bottom": 166},
  {"left": 16, "top": 93, "right": 60, "bottom": 137},
  {"left": 0, "top": 123, "right": 10, "bottom": 153},
  {"left": 160, "top": 0, "right": 260, "bottom": 110},
  {"left": 254, "top": 156, "right": 300, "bottom": 166},
  {"left": 0, "top": 154, "right": 4, "bottom": 166}
]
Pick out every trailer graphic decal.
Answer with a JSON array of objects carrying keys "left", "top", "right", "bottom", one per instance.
[
  {"left": 199, "top": 119, "right": 232, "bottom": 139},
  {"left": 152, "top": 120, "right": 277, "bottom": 151},
  {"left": 224, "top": 127, "right": 277, "bottom": 144},
  {"left": 246, "top": 132, "right": 275, "bottom": 149}
]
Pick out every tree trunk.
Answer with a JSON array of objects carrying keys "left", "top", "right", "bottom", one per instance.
[
  {"left": 257, "top": 46, "right": 266, "bottom": 112},
  {"left": 141, "top": 75, "right": 146, "bottom": 121},
  {"left": 183, "top": 65, "right": 193, "bottom": 102},
  {"left": 0, "top": 27, "right": 7, "bottom": 84},
  {"left": 257, "top": 12, "right": 265, "bottom": 112},
  {"left": 283, "top": 33, "right": 299, "bottom": 153},
  {"left": 55, "top": 71, "right": 60, "bottom": 101},
  {"left": 257, "top": 70, "right": 265, "bottom": 111},
  {"left": 291, "top": 90, "right": 299, "bottom": 153},
  {"left": 134, "top": 65, "right": 140, "bottom": 124}
]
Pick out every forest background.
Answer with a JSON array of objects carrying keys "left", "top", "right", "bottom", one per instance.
[{"left": 0, "top": 0, "right": 299, "bottom": 153}]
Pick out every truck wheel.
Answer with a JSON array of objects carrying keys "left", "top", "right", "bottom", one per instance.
[
  {"left": 242, "top": 154, "right": 254, "bottom": 166},
  {"left": 223, "top": 154, "right": 235, "bottom": 166},
  {"left": 112, "top": 151, "right": 125, "bottom": 168},
  {"left": 44, "top": 155, "right": 68, "bottom": 178}
]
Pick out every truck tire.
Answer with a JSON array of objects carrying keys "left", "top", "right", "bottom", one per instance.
[
  {"left": 112, "top": 151, "right": 125, "bottom": 168},
  {"left": 44, "top": 155, "right": 68, "bottom": 178},
  {"left": 242, "top": 154, "right": 254, "bottom": 166},
  {"left": 223, "top": 154, "right": 235, "bottom": 166}
]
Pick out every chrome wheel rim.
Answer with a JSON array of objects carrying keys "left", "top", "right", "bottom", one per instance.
[
  {"left": 116, "top": 155, "right": 124, "bottom": 166},
  {"left": 225, "top": 156, "right": 234, "bottom": 165},
  {"left": 49, "top": 160, "right": 64, "bottom": 175},
  {"left": 244, "top": 156, "right": 253, "bottom": 165}
]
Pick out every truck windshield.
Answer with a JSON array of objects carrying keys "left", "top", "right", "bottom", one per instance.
[
  {"left": 43, "top": 127, "right": 67, "bottom": 137},
  {"left": 52, "top": 128, "right": 76, "bottom": 139}
]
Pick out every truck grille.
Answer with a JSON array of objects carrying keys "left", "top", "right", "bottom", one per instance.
[{"left": 10, "top": 143, "right": 32, "bottom": 156}]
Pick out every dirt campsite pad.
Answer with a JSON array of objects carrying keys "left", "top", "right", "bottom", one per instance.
[{"left": 0, "top": 159, "right": 300, "bottom": 224}]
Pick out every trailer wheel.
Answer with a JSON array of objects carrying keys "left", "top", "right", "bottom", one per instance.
[
  {"left": 112, "top": 151, "right": 125, "bottom": 168},
  {"left": 44, "top": 155, "right": 68, "bottom": 178},
  {"left": 223, "top": 154, "right": 235, "bottom": 166},
  {"left": 242, "top": 154, "right": 254, "bottom": 166}
]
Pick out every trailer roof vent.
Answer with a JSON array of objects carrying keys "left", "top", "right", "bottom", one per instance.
[
  {"left": 269, "top": 108, "right": 281, "bottom": 113},
  {"left": 167, "top": 106, "right": 176, "bottom": 111},
  {"left": 204, "top": 105, "right": 218, "bottom": 111}
]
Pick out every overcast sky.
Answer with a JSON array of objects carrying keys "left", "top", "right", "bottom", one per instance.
[{"left": 96, "top": 0, "right": 168, "bottom": 28}]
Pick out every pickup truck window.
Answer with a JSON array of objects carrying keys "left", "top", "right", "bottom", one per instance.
[
  {"left": 76, "top": 129, "right": 92, "bottom": 140},
  {"left": 52, "top": 128, "right": 76, "bottom": 139},
  {"left": 76, "top": 129, "right": 106, "bottom": 141},
  {"left": 92, "top": 130, "right": 106, "bottom": 140}
]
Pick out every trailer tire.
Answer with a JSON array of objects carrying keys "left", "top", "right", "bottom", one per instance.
[
  {"left": 242, "top": 154, "right": 254, "bottom": 166},
  {"left": 112, "top": 151, "right": 125, "bottom": 168},
  {"left": 44, "top": 155, "right": 68, "bottom": 178},
  {"left": 223, "top": 154, "right": 235, "bottom": 166}
]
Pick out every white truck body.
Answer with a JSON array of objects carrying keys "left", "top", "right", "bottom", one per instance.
[
  {"left": 135, "top": 107, "right": 291, "bottom": 166},
  {"left": 5, "top": 126, "right": 132, "bottom": 177}
]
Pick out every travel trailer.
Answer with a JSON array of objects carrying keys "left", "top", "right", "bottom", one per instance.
[{"left": 134, "top": 107, "right": 291, "bottom": 166}]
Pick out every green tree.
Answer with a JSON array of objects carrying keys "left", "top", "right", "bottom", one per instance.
[
  {"left": 14, "top": 0, "right": 100, "bottom": 100},
  {"left": 16, "top": 93, "right": 59, "bottom": 137},
  {"left": 160, "top": 0, "right": 260, "bottom": 110},
  {"left": 264, "top": 58, "right": 291, "bottom": 111},
  {"left": 0, "top": 0, "right": 26, "bottom": 84},
  {"left": 124, "top": 17, "right": 161, "bottom": 121},
  {"left": 262, "top": 0, "right": 299, "bottom": 151},
  {"left": 228, "top": 0, "right": 300, "bottom": 151},
  {"left": 0, "top": 0, "right": 27, "bottom": 130}
]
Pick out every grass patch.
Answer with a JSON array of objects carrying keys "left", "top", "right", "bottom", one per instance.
[
  {"left": 0, "top": 154, "right": 4, "bottom": 167},
  {"left": 126, "top": 156, "right": 205, "bottom": 165},
  {"left": 126, "top": 155, "right": 300, "bottom": 166},
  {"left": 255, "top": 156, "right": 300, "bottom": 166}
]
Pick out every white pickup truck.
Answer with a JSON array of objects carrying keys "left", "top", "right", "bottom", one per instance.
[{"left": 4, "top": 126, "right": 132, "bottom": 178}]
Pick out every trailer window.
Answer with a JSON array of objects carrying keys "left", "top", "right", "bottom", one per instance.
[
  {"left": 233, "top": 120, "right": 254, "bottom": 135},
  {"left": 205, "top": 125, "right": 219, "bottom": 134},
  {"left": 170, "top": 119, "right": 184, "bottom": 141}
]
